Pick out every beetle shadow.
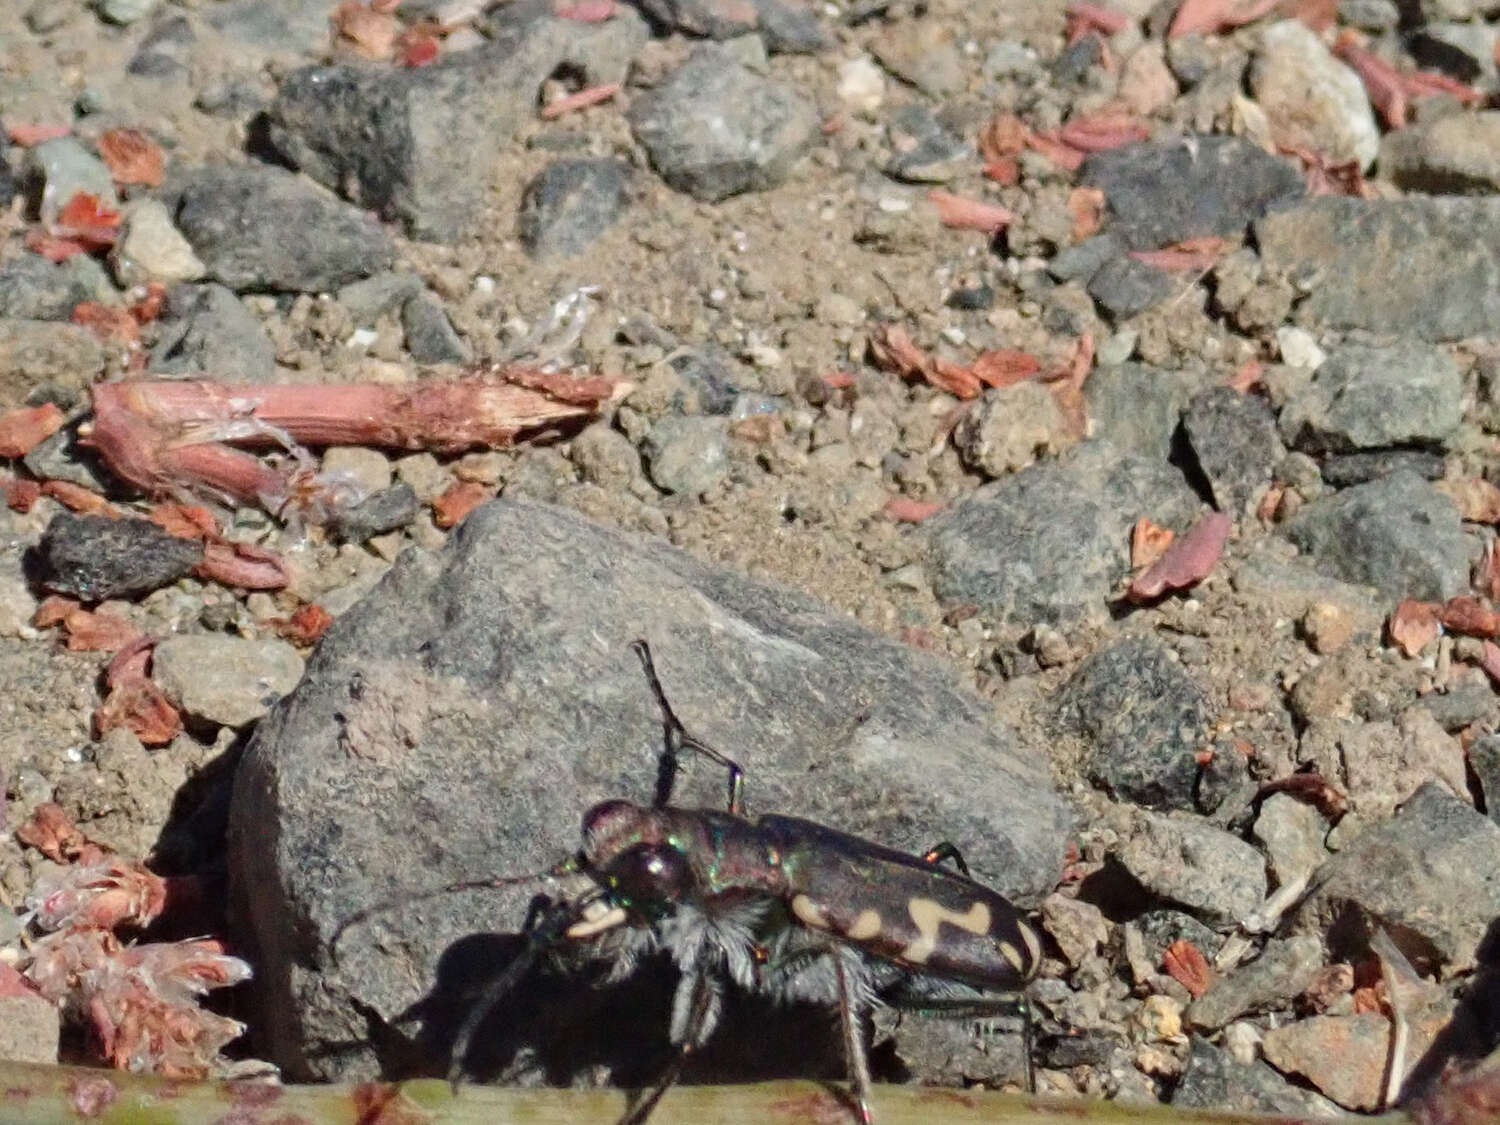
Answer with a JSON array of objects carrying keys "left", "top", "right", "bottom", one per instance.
[{"left": 372, "top": 929, "right": 851, "bottom": 1090}]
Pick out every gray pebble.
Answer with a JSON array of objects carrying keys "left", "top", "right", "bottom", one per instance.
[
  {"left": 643, "top": 415, "right": 730, "bottom": 495},
  {"left": 153, "top": 634, "right": 305, "bottom": 728}
]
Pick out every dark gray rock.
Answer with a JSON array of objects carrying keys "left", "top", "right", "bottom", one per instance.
[
  {"left": 1320, "top": 449, "right": 1446, "bottom": 488},
  {"left": 1086, "top": 254, "right": 1175, "bottom": 320},
  {"left": 1256, "top": 197, "right": 1500, "bottom": 341},
  {"left": 928, "top": 441, "right": 1200, "bottom": 628},
  {"left": 226, "top": 498, "right": 1071, "bottom": 1080},
  {"left": 171, "top": 167, "right": 394, "bottom": 294},
  {"left": 401, "top": 292, "right": 469, "bottom": 364},
  {"left": 1184, "top": 386, "right": 1284, "bottom": 514},
  {"left": 1084, "top": 363, "right": 1198, "bottom": 461},
  {"left": 270, "top": 14, "right": 646, "bottom": 242},
  {"left": 337, "top": 273, "right": 424, "bottom": 327},
  {"left": 126, "top": 13, "right": 192, "bottom": 78},
  {"left": 1283, "top": 471, "right": 1472, "bottom": 602},
  {"left": 1419, "top": 683, "right": 1496, "bottom": 733},
  {"left": 669, "top": 350, "right": 748, "bottom": 415},
  {"left": 1082, "top": 136, "right": 1304, "bottom": 252},
  {"left": 1381, "top": 111, "right": 1500, "bottom": 194},
  {"left": 1297, "top": 783, "right": 1500, "bottom": 972},
  {"left": 1055, "top": 634, "right": 1210, "bottom": 811},
  {"left": 1471, "top": 734, "right": 1500, "bottom": 827},
  {"left": 628, "top": 46, "right": 819, "bottom": 201},
  {"left": 0, "top": 158, "right": 15, "bottom": 211},
  {"left": 1186, "top": 935, "right": 1324, "bottom": 1030},
  {"left": 150, "top": 283, "right": 276, "bottom": 381},
  {"left": 1278, "top": 341, "right": 1463, "bottom": 453},
  {"left": 329, "top": 482, "right": 420, "bottom": 543},
  {"left": 1048, "top": 233, "right": 1123, "bottom": 284},
  {"left": 23, "top": 138, "right": 117, "bottom": 223},
  {"left": 1135, "top": 909, "right": 1220, "bottom": 966},
  {"left": 1118, "top": 810, "right": 1267, "bottom": 926},
  {"left": 207, "top": 0, "right": 332, "bottom": 53},
  {"left": 0, "top": 320, "right": 105, "bottom": 401},
  {"left": 1174, "top": 1037, "right": 1342, "bottom": 1116},
  {"left": 884, "top": 104, "right": 970, "bottom": 184},
  {"left": 36, "top": 513, "right": 203, "bottom": 602},
  {"left": 636, "top": 0, "right": 826, "bottom": 50},
  {"left": 518, "top": 159, "right": 630, "bottom": 260},
  {"left": 0, "top": 254, "right": 114, "bottom": 321},
  {"left": 642, "top": 415, "right": 730, "bottom": 495},
  {"left": 23, "top": 425, "right": 112, "bottom": 492}
]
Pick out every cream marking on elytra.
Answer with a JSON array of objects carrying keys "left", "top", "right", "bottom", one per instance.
[
  {"left": 844, "top": 909, "right": 882, "bottom": 941},
  {"left": 999, "top": 940, "right": 1026, "bottom": 974},
  {"left": 901, "top": 898, "right": 991, "bottom": 965},
  {"left": 565, "top": 905, "right": 628, "bottom": 938},
  {"left": 791, "top": 893, "right": 832, "bottom": 931},
  {"left": 1019, "top": 920, "right": 1042, "bottom": 971}
]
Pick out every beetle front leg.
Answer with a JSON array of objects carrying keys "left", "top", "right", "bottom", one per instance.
[
  {"left": 631, "top": 639, "right": 746, "bottom": 815},
  {"left": 618, "top": 966, "right": 719, "bottom": 1125}
]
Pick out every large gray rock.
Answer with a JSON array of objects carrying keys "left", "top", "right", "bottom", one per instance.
[
  {"left": 171, "top": 167, "right": 394, "bottom": 293},
  {"left": 1297, "top": 783, "right": 1500, "bottom": 973},
  {"left": 628, "top": 46, "right": 819, "bottom": 202},
  {"left": 1256, "top": 197, "right": 1500, "bottom": 340},
  {"left": 1084, "top": 363, "right": 1199, "bottom": 461},
  {"left": 1278, "top": 341, "right": 1463, "bottom": 453},
  {"left": 1282, "top": 471, "right": 1472, "bottom": 602},
  {"left": 228, "top": 499, "right": 1071, "bottom": 1081},
  {"left": 928, "top": 441, "right": 1201, "bottom": 628},
  {"left": 270, "top": 15, "right": 646, "bottom": 241}
]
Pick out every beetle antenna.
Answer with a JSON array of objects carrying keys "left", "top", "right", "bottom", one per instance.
[{"left": 329, "top": 865, "right": 574, "bottom": 965}]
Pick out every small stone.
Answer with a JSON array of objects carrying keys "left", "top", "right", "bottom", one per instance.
[
  {"left": 953, "top": 382, "right": 1074, "bottom": 478},
  {"left": 401, "top": 293, "right": 469, "bottom": 364},
  {"left": 329, "top": 482, "right": 419, "bottom": 544},
  {"left": 96, "top": 0, "right": 158, "bottom": 24},
  {"left": 1408, "top": 23, "right": 1499, "bottom": 90},
  {"left": 1118, "top": 810, "right": 1268, "bottom": 926},
  {"left": 1276, "top": 326, "right": 1326, "bottom": 370},
  {"left": 1056, "top": 635, "right": 1211, "bottom": 811},
  {"left": 322, "top": 447, "right": 392, "bottom": 496},
  {"left": 1183, "top": 386, "right": 1284, "bottom": 515},
  {"left": 1296, "top": 782, "right": 1500, "bottom": 973},
  {"left": 0, "top": 254, "right": 116, "bottom": 322},
  {"left": 930, "top": 442, "right": 1199, "bottom": 628},
  {"left": 1261, "top": 1005, "right": 1450, "bottom": 1111},
  {"left": 1302, "top": 601, "right": 1353, "bottom": 654},
  {"left": 173, "top": 166, "right": 395, "bottom": 293},
  {"left": 642, "top": 415, "right": 730, "bottom": 495},
  {"left": 1135, "top": 909, "right": 1225, "bottom": 967},
  {"left": 0, "top": 989, "right": 59, "bottom": 1065},
  {"left": 394, "top": 452, "right": 449, "bottom": 502},
  {"left": 870, "top": 19, "right": 964, "bottom": 98},
  {"left": 37, "top": 513, "right": 204, "bottom": 602},
  {"left": 25, "top": 0, "right": 74, "bottom": 32},
  {"left": 1187, "top": 936, "right": 1324, "bottom": 1030},
  {"left": 884, "top": 103, "right": 970, "bottom": 184},
  {"left": 518, "top": 159, "right": 630, "bottom": 260},
  {"left": 1253, "top": 793, "right": 1328, "bottom": 885},
  {"left": 1251, "top": 21, "right": 1380, "bottom": 169},
  {"left": 628, "top": 46, "right": 818, "bottom": 202},
  {"left": 337, "top": 273, "right": 424, "bottom": 327},
  {"left": 1470, "top": 734, "right": 1500, "bottom": 826},
  {"left": 1173, "top": 1036, "right": 1342, "bottom": 1116},
  {"left": 0, "top": 320, "right": 105, "bottom": 401},
  {"left": 836, "top": 56, "right": 885, "bottom": 115},
  {"left": 150, "top": 284, "right": 276, "bottom": 383},
  {"left": 1283, "top": 470, "right": 1472, "bottom": 602},
  {"left": 153, "top": 634, "right": 305, "bottom": 728},
  {"left": 1418, "top": 682, "right": 1495, "bottom": 733},
  {"left": 1383, "top": 111, "right": 1500, "bottom": 194},
  {"left": 110, "top": 199, "right": 206, "bottom": 286},
  {"left": 1087, "top": 254, "right": 1176, "bottom": 320},
  {"left": 1278, "top": 341, "right": 1463, "bottom": 454},
  {"left": 1049, "top": 234, "right": 1123, "bottom": 285},
  {"left": 24, "top": 138, "right": 117, "bottom": 224},
  {"left": 1083, "top": 135, "right": 1304, "bottom": 252},
  {"left": 570, "top": 424, "right": 639, "bottom": 488},
  {"left": 1084, "top": 362, "right": 1196, "bottom": 461},
  {"left": 0, "top": 569, "right": 39, "bottom": 639},
  {"left": 1040, "top": 894, "right": 1109, "bottom": 967},
  {"left": 1338, "top": 0, "right": 1399, "bottom": 30}
]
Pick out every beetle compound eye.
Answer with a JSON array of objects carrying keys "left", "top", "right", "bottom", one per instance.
[{"left": 607, "top": 843, "right": 694, "bottom": 904}]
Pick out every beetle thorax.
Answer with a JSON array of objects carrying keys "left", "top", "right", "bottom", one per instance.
[{"left": 580, "top": 799, "right": 666, "bottom": 867}]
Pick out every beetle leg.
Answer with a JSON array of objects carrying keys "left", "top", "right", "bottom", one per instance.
[
  {"left": 631, "top": 639, "right": 746, "bottom": 815},
  {"left": 919, "top": 841, "right": 971, "bottom": 877},
  {"left": 834, "top": 950, "right": 874, "bottom": 1125},
  {"left": 619, "top": 967, "right": 718, "bottom": 1125}
]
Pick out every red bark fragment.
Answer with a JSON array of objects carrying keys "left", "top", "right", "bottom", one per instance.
[
  {"left": 41, "top": 479, "right": 114, "bottom": 514},
  {"left": 1163, "top": 939, "right": 1215, "bottom": 998},
  {"left": 0, "top": 403, "right": 65, "bottom": 458},
  {"left": 16, "top": 803, "right": 87, "bottom": 863},
  {"left": 73, "top": 302, "right": 141, "bottom": 346},
  {"left": 1128, "top": 511, "right": 1231, "bottom": 602},
  {"left": 6, "top": 123, "right": 71, "bottom": 146},
  {"left": 1388, "top": 599, "right": 1441, "bottom": 657},
  {"left": 195, "top": 541, "right": 290, "bottom": 590},
  {"left": 94, "top": 677, "right": 182, "bottom": 746},
  {"left": 98, "top": 129, "right": 165, "bottom": 188},
  {"left": 540, "top": 82, "right": 622, "bottom": 119},
  {"left": 1255, "top": 771, "right": 1348, "bottom": 819},
  {"left": 432, "top": 480, "right": 494, "bottom": 528},
  {"left": 272, "top": 604, "right": 336, "bottom": 646},
  {"left": 4, "top": 478, "right": 41, "bottom": 513},
  {"left": 882, "top": 497, "right": 945, "bottom": 523},
  {"left": 1131, "top": 517, "right": 1175, "bottom": 569},
  {"left": 1439, "top": 596, "right": 1500, "bottom": 640},
  {"left": 1057, "top": 111, "right": 1151, "bottom": 153},
  {"left": 1169, "top": 0, "right": 1281, "bottom": 38},
  {"left": 62, "top": 609, "right": 142, "bottom": 654},
  {"left": 928, "top": 191, "right": 1013, "bottom": 233},
  {"left": 1128, "top": 236, "right": 1232, "bottom": 272}
]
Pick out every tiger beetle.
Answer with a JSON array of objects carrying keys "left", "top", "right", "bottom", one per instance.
[{"left": 334, "top": 640, "right": 1044, "bottom": 1124}]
